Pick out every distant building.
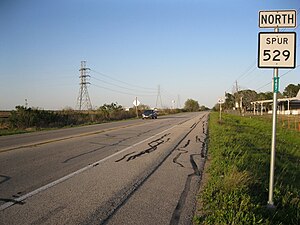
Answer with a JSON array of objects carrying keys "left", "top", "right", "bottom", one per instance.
[{"left": 251, "top": 90, "right": 300, "bottom": 115}]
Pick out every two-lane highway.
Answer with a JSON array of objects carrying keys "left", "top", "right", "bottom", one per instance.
[{"left": 0, "top": 112, "right": 209, "bottom": 225}]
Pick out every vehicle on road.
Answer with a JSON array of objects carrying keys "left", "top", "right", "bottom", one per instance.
[{"left": 142, "top": 110, "right": 157, "bottom": 119}]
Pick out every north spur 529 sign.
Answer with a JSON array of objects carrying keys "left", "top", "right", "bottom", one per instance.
[
  {"left": 257, "top": 9, "right": 297, "bottom": 208},
  {"left": 258, "top": 32, "right": 296, "bottom": 68}
]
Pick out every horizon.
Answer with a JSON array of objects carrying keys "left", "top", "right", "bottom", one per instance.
[{"left": 1, "top": 0, "right": 299, "bottom": 110}]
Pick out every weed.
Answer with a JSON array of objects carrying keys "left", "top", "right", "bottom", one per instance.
[{"left": 195, "top": 112, "right": 300, "bottom": 225}]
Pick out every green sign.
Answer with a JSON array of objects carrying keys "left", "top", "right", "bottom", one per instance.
[{"left": 274, "top": 77, "right": 279, "bottom": 93}]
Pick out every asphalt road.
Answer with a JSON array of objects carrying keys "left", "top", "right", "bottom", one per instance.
[{"left": 0, "top": 112, "right": 209, "bottom": 225}]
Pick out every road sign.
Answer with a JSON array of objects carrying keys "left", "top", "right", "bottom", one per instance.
[
  {"left": 274, "top": 77, "right": 279, "bottom": 93},
  {"left": 133, "top": 99, "right": 140, "bottom": 107},
  {"left": 258, "top": 9, "right": 297, "bottom": 208},
  {"left": 218, "top": 98, "right": 224, "bottom": 121},
  {"left": 258, "top": 32, "right": 296, "bottom": 68},
  {"left": 259, "top": 10, "right": 296, "bottom": 28},
  {"left": 218, "top": 98, "right": 225, "bottom": 104}
]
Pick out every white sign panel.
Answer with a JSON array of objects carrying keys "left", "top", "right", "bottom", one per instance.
[
  {"left": 258, "top": 32, "right": 296, "bottom": 68},
  {"left": 259, "top": 10, "right": 296, "bottom": 28},
  {"left": 133, "top": 99, "right": 140, "bottom": 106},
  {"left": 218, "top": 98, "right": 225, "bottom": 104}
]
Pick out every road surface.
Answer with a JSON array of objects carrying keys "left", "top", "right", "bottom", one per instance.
[{"left": 0, "top": 112, "right": 209, "bottom": 225}]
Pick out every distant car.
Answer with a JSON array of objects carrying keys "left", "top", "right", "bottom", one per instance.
[{"left": 142, "top": 110, "right": 158, "bottom": 119}]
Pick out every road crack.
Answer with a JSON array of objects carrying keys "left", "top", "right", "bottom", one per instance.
[
  {"left": 115, "top": 133, "right": 171, "bottom": 162},
  {"left": 169, "top": 154, "right": 202, "bottom": 225},
  {"left": 172, "top": 140, "right": 190, "bottom": 167}
]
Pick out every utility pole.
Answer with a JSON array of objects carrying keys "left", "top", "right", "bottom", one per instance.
[
  {"left": 135, "top": 97, "right": 139, "bottom": 118},
  {"left": 240, "top": 96, "right": 244, "bottom": 116},
  {"left": 219, "top": 102, "right": 222, "bottom": 121},
  {"left": 155, "top": 85, "right": 163, "bottom": 109},
  {"left": 76, "top": 61, "right": 92, "bottom": 110},
  {"left": 177, "top": 95, "right": 181, "bottom": 109},
  {"left": 235, "top": 80, "right": 242, "bottom": 115}
]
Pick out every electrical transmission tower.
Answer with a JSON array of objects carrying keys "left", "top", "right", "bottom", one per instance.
[
  {"left": 177, "top": 95, "right": 181, "bottom": 109},
  {"left": 155, "top": 85, "right": 163, "bottom": 109},
  {"left": 76, "top": 61, "right": 92, "bottom": 110}
]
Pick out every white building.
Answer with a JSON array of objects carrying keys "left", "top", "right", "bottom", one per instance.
[{"left": 251, "top": 90, "right": 300, "bottom": 115}]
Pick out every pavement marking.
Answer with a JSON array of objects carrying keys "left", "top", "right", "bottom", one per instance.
[
  {"left": 0, "top": 121, "right": 151, "bottom": 153},
  {"left": 0, "top": 123, "right": 180, "bottom": 211}
]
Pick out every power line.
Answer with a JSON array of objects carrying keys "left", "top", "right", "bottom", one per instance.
[
  {"left": 91, "top": 84, "right": 156, "bottom": 97},
  {"left": 256, "top": 81, "right": 272, "bottom": 92},
  {"left": 256, "top": 65, "right": 300, "bottom": 92},
  {"left": 90, "top": 69, "right": 156, "bottom": 91},
  {"left": 224, "top": 61, "right": 258, "bottom": 93},
  {"left": 90, "top": 76, "right": 156, "bottom": 94},
  {"left": 236, "top": 60, "right": 257, "bottom": 81},
  {"left": 280, "top": 64, "right": 300, "bottom": 78}
]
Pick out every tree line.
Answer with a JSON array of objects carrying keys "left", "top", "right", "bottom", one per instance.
[
  {"left": 6, "top": 103, "right": 136, "bottom": 130},
  {"left": 1, "top": 99, "right": 208, "bottom": 132},
  {"left": 214, "top": 83, "right": 300, "bottom": 112}
]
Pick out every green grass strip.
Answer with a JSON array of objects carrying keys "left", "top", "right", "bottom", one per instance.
[{"left": 194, "top": 112, "right": 300, "bottom": 225}]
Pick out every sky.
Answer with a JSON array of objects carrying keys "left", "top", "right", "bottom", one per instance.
[{"left": 0, "top": 0, "right": 299, "bottom": 110}]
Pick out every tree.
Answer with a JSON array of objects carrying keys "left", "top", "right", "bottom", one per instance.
[
  {"left": 199, "top": 105, "right": 209, "bottom": 111},
  {"left": 138, "top": 104, "right": 150, "bottom": 111},
  {"left": 283, "top": 84, "right": 300, "bottom": 98},
  {"left": 98, "top": 102, "right": 122, "bottom": 112},
  {"left": 239, "top": 89, "right": 257, "bottom": 110},
  {"left": 184, "top": 99, "right": 200, "bottom": 112},
  {"left": 98, "top": 103, "right": 123, "bottom": 120},
  {"left": 224, "top": 92, "right": 235, "bottom": 110}
]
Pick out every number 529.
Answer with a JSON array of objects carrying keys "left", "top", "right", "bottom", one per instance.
[{"left": 263, "top": 50, "right": 290, "bottom": 61}]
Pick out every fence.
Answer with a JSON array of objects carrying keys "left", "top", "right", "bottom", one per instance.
[{"left": 278, "top": 115, "right": 300, "bottom": 132}]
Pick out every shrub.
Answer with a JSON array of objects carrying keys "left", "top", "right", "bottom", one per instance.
[{"left": 7, "top": 104, "right": 137, "bottom": 131}]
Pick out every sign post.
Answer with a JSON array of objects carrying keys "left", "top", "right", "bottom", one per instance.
[
  {"left": 133, "top": 97, "right": 140, "bottom": 118},
  {"left": 218, "top": 98, "right": 225, "bottom": 122},
  {"left": 258, "top": 10, "right": 296, "bottom": 208},
  {"left": 270, "top": 36, "right": 279, "bottom": 207}
]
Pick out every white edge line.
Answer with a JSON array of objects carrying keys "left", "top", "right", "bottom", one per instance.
[{"left": 0, "top": 123, "right": 178, "bottom": 211}]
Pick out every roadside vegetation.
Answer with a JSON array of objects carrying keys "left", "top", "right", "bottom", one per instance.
[
  {"left": 194, "top": 112, "right": 300, "bottom": 225},
  {"left": 0, "top": 103, "right": 135, "bottom": 135},
  {"left": 0, "top": 99, "right": 208, "bottom": 136}
]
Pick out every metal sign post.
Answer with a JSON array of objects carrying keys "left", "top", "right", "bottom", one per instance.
[
  {"left": 218, "top": 98, "right": 225, "bottom": 122},
  {"left": 269, "top": 69, "right": 278, "bottom": 207},
  {"left": 219, "top": 103, "right": 222, "bottom": 121},
  {"left": 133, "top": 97, "right": 140, "bottom": 119},
  {"left": 269, "top": 28, "right": 279, "bottom": 207},
  {"left": 258, "top": 10, "right": 297, "bottom": 208}
]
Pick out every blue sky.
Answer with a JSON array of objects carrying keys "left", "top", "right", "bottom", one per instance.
[{"left": 0, "top": 0, "right": 299, "bottom": 110}]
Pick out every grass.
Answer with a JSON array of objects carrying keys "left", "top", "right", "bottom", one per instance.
[{"left": 194, "top": 112, "right": 300, "bottom": 225}]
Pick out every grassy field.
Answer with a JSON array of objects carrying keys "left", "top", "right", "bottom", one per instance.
[{"left": 194, "top": 112, "right": 300, "bottom": 225}]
